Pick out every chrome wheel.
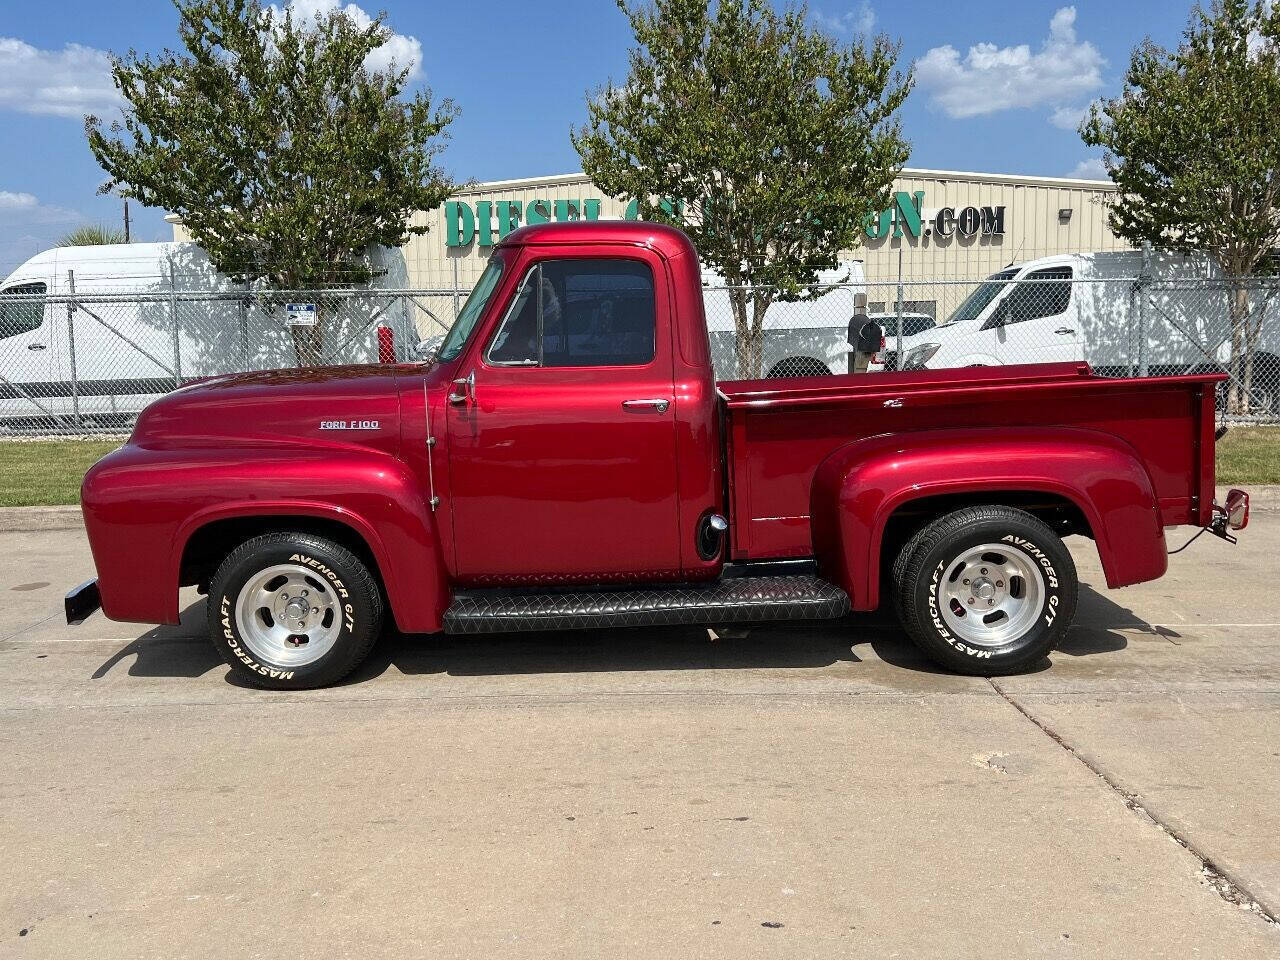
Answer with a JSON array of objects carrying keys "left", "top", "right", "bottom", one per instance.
[
  {"left": 938, "top": 543, "right": 1045, "bottom": 647},
  {"left": 234, "top": 563, "right": 343, "bottom": 667}
]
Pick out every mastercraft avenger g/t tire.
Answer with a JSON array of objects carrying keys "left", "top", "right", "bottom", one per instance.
[
  {"left": 893, "top": 505, "right": 1077, "bottom": 676},
  {"left": 207, "top": 532, "right": 384, "bottom": 689}
]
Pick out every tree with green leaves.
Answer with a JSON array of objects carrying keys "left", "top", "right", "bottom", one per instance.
[
  {"left": 1081, "top": 0, "right": 1280, "bottom": 413},
  {"left": 572, "top": 0, "right": 911, "bottom": 379},
  {"left": 86, "top": 0, "right": 457, "bottom": 365},
  {"left": 59, "top": 224, "right": 127, "bottom": 246}
]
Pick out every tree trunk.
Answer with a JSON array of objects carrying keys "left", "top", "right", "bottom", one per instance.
[
  {"left": 750, "top": 287, "right": 775, "bottom": 380},
  {"left": 1227, "top": 282, "right": 1251, "bottom": 414},
  {"left": 290, "top": 317, "right": 325, "bottom": 367},
  {"left": 729, "top": 287, "right": 753, "bottom": 379},
  {"left": 727, "top": 285, "right": 775, "bottom": 380}
]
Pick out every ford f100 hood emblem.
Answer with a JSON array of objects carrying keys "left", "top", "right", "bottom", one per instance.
[{"left": 319, "top": 420, "right": 380, "bottom": 430}]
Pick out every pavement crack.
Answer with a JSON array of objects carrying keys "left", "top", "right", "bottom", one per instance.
[{"left": 988, "top": 677, "right": 1279, "bottom": 929}]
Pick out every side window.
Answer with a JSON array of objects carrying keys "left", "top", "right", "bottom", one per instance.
[
  {"left": 905, "top": 317, "right": 934, "bottom": 336},
  {"left": 0, "top": 282, "right": 47, "bottom": 340},
  {"left": 486, "top": 259, "right": 656, "bottom": 368},
  {"left": 997, "top": 267, "right": 1072, "bottom": 326}
]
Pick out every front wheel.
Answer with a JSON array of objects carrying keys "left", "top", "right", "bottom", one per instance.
[
  {"left": 208, "top": 532, "right": 384, "bottom": 689},
  {"left": 892, "top": 506, "right": 1077, "bottom": 675}
]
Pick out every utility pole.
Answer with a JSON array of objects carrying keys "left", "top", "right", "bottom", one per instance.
[{"left": 123, "top": 199, "right": 131, "bottom": 243}]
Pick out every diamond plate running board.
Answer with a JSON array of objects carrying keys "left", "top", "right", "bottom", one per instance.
[{"left": 442, "top": 575, "right": 850, "bottom": 634}]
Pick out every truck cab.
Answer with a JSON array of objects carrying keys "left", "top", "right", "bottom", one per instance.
[
  {"left": 425, "top": 221, "right": 725, "bottom": 586},
  {"left": 69, "top": 222, "right": 1245, "bottom": 689}
]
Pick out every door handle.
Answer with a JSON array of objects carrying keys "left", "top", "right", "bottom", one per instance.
[
  {"left": 1055, "top": 327, "right": 1076, "bottom": 335},
  {"left": 449, "top": 371, "right": 474, "bottom": 404},
  {"left": 27, "top": 343, "right": 46, "bottom": 351},
  {"left": 622, "top": 398, "right": 670, "bottom": 413}
]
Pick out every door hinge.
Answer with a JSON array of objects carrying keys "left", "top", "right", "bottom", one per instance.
[
  {"left": 427, "top": 436, "right": 436, "bottom": 447},
  {"left": 429, "top": 496, "right": 440, "bottom": 510}
]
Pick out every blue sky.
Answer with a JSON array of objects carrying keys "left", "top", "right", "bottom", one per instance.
[{"left": 0, "top": 0, "right": 1196, "bottom": 275}]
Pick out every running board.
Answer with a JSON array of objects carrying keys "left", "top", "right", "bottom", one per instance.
[{"left": 442, "top": 575, "right": 850, "bottom": 634}]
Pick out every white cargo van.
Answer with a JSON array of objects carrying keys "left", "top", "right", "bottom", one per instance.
[
  {"left": 0, "top": 242, "right": 417, "bottom": 428},
  {"left": 890, "top": 251, "right": 1279, "bottom": 408}
]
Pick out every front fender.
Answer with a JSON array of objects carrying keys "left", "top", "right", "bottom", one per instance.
[
  {"left": 82, "top": 444, "right": 448, "bottom": 632},
  {"left": 810, "top": 427, "right": 1166, "bottom": 611}
]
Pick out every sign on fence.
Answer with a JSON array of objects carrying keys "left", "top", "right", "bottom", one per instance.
[{"left": 285, "top": 303, "right": 317, "bottom": 327}]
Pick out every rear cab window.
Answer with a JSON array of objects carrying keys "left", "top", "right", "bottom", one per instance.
[{"left": 487, "top": 259, "right": 656, "bottom": 368}]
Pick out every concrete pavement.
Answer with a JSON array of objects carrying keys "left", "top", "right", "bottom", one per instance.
[{"left": 1, "top": 515, "right": 1277, "bottom": 958}]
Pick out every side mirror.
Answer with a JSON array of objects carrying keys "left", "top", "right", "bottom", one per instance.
[{"left": 1225, "top": 488, "right": 1250, "bottom": 530}]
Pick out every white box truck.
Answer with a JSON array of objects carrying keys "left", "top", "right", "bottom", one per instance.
[{"left": 0, "top": 242, "right": 418, "bottom": 429}]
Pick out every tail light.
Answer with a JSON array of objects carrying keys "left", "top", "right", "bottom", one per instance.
[{"left": 377, "top": 325, "right": 395, "bottom": 364}]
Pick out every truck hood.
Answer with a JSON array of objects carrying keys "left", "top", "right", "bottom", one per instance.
[{"left": 130, "top": 364, "right": 409, "bottom": 451}]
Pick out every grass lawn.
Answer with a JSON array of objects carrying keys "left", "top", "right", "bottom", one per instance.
[
  {"left": 0, "top": 427, "right": 1278, "bottom": 509},
  {"left": 0, "top": 439, "right": 123, "bottom": 508},
  {"left": 1216, "top": 426, "right": 1280, "bottom": 486}
]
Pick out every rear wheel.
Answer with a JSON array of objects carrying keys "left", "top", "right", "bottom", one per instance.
[
  {"left": 893, "top": 505, "right": 1077, "bottom": 675},
  {"left": 207, "top": 532, "right": 384, "bottom": 689}
]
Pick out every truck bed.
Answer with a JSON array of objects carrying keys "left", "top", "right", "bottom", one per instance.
[{"left": 719, "top": 362, "right": 1218, "bottom": 560}]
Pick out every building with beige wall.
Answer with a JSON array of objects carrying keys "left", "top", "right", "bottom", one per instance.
[{"left": 171, "top": 166, "right": 1126, "bottom": 321}]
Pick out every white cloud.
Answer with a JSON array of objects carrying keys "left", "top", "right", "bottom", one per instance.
[
  {"left": 1049, "top": 104, "right": 1088, "bottom": 130},
  {"left": 814, "top": 2, "right": 876, "bottom": 35},
  {"left": 0, "top": 38, "right": 121, "bottom": 118},
  {"left": 0, "top": 190, "right": 85, "bottom": 276},
  {"left": 1068, "top": 157, "right": 1108, "bottom": 180},
  {"left": 280, "top": 0, "right": 422, "bottom": 79},
  {"left": 917, "top": 7, "right": 1104, "bottom": 120},
  {"left": 0, "top": 191, "right": 39, "bottom": 209}
]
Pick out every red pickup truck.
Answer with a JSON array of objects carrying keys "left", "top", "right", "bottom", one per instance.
[{"left": 66, "top": 221, "right": 1250, "bottom": 688}]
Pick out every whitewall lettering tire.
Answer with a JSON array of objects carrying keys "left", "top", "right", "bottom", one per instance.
[{"left": 893, "top": 505, "right": 1078, "bottom": 675}]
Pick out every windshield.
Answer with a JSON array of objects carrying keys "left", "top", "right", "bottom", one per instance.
[
  {"left": 437, "top": 253, "right": 506, "bottom": 362},
  {"left": 947, "top": 268, "right": 1018, "bottom": 324}
]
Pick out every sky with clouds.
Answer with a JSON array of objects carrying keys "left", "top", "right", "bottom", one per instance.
[{"left": 0, "top": 0, "right": 1195, "bottom": 276}]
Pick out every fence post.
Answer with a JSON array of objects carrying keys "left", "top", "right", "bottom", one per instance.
[
  {"left": 238, "top": 290, "right": 250, "bottom": 370},
  {"left": 167, "top": 254, "right": 181, "bottom": 389},
  {"left": 1137, "top": 242, "right": 1152, "bottom": 378},
  {"left": 452, "top": 257, "right": 461, "bottom": 321},
  {"left": 895, "top": 244, "right": 905, "bottom": 360},
  {"left": 65, "top": 270, "right": 80, "bottom": 428}
]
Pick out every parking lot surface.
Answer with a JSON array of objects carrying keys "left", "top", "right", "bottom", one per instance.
[{"left": 1, "top": 514, "right": 1278, "bottom": 958}]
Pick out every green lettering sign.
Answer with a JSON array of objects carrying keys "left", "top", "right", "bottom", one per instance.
[
  {"left": 553, "top": 199, "right": 580, "bottom": 222},
  {"left": 445, "top": 201, "right": 474, "bottom": 247},
  {"left": 525, "top": 199, "right": 552, "bottom": 225},
  {"left": 445, "top": 195, "right": 684, "bottom": 246},
  {"left": 495, "top": 200, "right": 522, "bottom": 239},
  {"left": 865, "top": 207, "right": 892, "bottom": 240},
  {"left": 892, "top": 191, "right": 925, "bottom": 239},
  {"left": 474, "top": 200, "right": 493, "bottom": 247}
]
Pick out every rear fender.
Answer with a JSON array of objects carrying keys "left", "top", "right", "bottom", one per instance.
[{"left": 810, "top": 427, "right": 1166, "bottom": 610}]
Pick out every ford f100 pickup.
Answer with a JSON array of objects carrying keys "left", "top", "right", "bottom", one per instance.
[{"left": 66, "top": 221, "right": 1250, "bottom": 688}]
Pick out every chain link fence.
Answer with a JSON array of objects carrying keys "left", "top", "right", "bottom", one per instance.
[{"left": 2, "top": 273, "right": 1278, "bottom": 434}]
